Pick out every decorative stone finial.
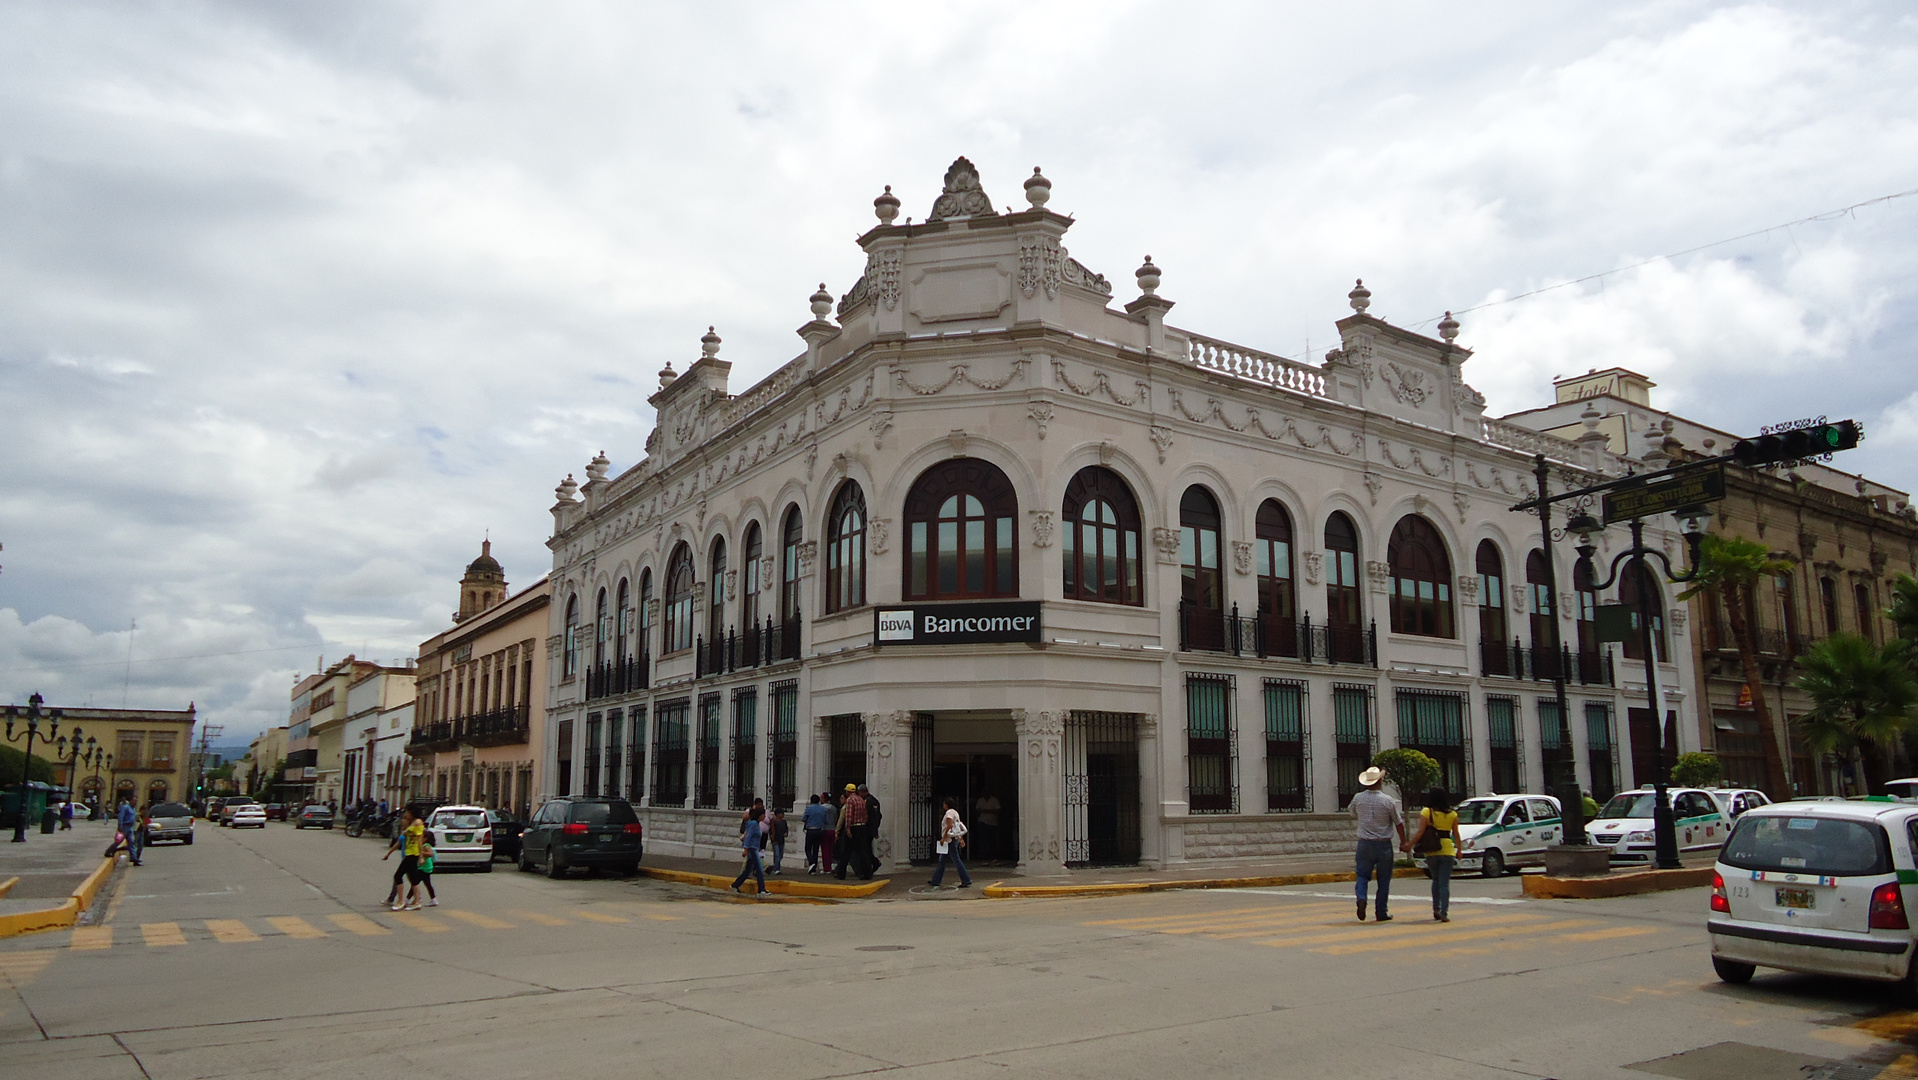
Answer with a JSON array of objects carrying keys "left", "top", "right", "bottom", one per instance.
[
  {"left": 874, "top": 185, "right": 900, "bottom": 225},
  {"left": 809, "top": 283, "right": 833, "bottom": 319},
  {"left": 657, "top": 361, "right": 676, "bottom": 390},
  {"left": 1024, "top": 167, "right": 1052, "bottom": 209},
  {"left": 1135, "top": 255, "right": 1161, "bottom": 297},
  {"left": 556, "top": 474, "right": 579, "bottom": 502},
  {"left": 1437, "top": 311, "right": 1459, "bottom": 342},
  {"left": 587, "top": 451, "right": 610, "bottom": 482},
  {"left": 1348, "top": 278, "right": 1372, "bottom": 314},
  {"left": 928, "top": 156, "right": 996, "bottom": 221},
  {"left": 700, "top": 326, "right": 721, "bottom": 360},
  {"left": 1580, "top": 403, "right": 1602, "bottom": 434}
]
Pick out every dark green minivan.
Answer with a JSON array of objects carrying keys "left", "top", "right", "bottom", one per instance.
[{"left": 518, "top": 797, "right": 643, "bottom": 878}]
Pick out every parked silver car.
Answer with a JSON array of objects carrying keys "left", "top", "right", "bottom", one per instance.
[{"left": 144, "top": 802, "right": 195, "bottom": 845}]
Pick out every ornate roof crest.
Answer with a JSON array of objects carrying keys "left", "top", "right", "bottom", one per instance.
[{"left": 928, "top": 156, "right": 997, "bottom": 221}]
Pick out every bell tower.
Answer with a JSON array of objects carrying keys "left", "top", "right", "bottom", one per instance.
[{"left": 455, "top": 539, "right": 507, "bottom": 623}]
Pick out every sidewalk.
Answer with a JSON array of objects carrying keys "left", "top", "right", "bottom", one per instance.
[{"left": 0, "top": 817, "right": 118, "bottom": 914}]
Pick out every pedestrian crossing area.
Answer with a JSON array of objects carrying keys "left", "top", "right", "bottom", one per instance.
[{"left": 1078, "top": 898, "right": 1663, "bottom": 962}]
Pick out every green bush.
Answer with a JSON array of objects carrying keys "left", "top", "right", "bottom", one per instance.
[
  {"left": 0, "top": 745, "right": 57, "bottom": 786},
  {"left": 1670, "top": 752, "right": 1722, "bottom": 788},
  {"left": 1371, "top": 748, "right": 1441, "bottom": 804}
]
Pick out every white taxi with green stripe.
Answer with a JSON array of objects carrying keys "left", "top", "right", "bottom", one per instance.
[
  {"left": 1586, "top": 787, "right": 1752, "bottom": 864},
  {"left": 1439, "top": 794, "right": 1563, "bottom": 878}
]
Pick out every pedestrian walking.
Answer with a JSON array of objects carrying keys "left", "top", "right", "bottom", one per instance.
[
  {"left": 768, "top": 808, "right": 789, "bottom": 874},
  {"left": 383, "top": 808, "right": 430, "bottom": 911},
  {"left": 834, "top": 784, "right": 861, "bottom": 880},
  {"left": 819, "top": 792, "right": 839, "bottom": 874},
  {"left": 1407, "top": 787, "right": 1459, "bottom": 922},
  {"left": 117, "top": 798, "right": 144, "bottom": 866},
  {"left": 802, "top": 794, "right": 831, "bottom": 873},
  {"left": 927, "top": 797, "right": 972, "bottom": 888},
  {"left": 1349, "top": 766, "right": 1405, "bottom": 922},
  {"left": 59, "top": 799, "right": 73, "bottom": 830},
  {"left": 732, "top": 806, "right": 768, "bottom": 896},
  {"left": 854, "top": 783, "right": 882, "bottom": 880},
  {"left": 381, "top": 819, "right": 410, "bottom": 905}
]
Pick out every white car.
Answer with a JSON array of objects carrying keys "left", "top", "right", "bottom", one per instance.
[
  {"left": 1880, "top": 779, "right": 1918, "bottom": 802},
  {"left": 1444, "top": 794, "right": 1563, "bottom": 877},
  {"left": 1710, "top": 800, "right": 1918, "bottom": 992},
  {"left": 425, "top": 805, "right": 495, "bottom": 871},
  {"left": 1585, "top": 787, "right": 1734, "bottom": 863},
  {"left": 228, "top": 803, "right": 267, "bottom": 829}
]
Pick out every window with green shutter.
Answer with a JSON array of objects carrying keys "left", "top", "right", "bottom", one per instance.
[
  {"left": 1186, "top": 675, "right": 1235, "bottom": 813},
  {"left": 1333, "top": 685, "right": 1374, "bottom": 806},
  {"left": 1263, "top": 680, "right": 1307, "bottom": 812}
]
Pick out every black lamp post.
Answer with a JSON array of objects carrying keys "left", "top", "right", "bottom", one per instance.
[
  {"left": 1565, "top": 506, "right": 1709, "bottom": 871},
  {"left": 4, "top": 693, "right": 63, "bottom": 842},
  {"left": 87, "top": 750, "right": 113, "bottom": 820},
  {"left": 56, "top": 731, "right": 93, "bottom": 808}
]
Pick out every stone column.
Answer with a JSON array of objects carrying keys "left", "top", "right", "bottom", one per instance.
[
  {"left": 811, "top": 716, "right": 832, "bottom": 798},
  {"left": 1137, "top": 713, "right": 1162, "bottom": 867},
  {"left": 864, "top": 711, "right": 910, "bottom": 872},
  {"left": 1016, "top": 709, "right": 1066, "bottom": 874}
]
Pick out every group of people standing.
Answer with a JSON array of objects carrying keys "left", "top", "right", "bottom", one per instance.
[
  {"left": 797, "top": 784, "right": 884, "bottom": 881},
  {"left": 1348, "top": 766, "right": 1460, "bottom": 924}
]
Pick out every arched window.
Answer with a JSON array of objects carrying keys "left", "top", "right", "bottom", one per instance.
[
  {"left": 1525, "top": 550, "right": 1555, "bottom": 653},
  {"left": 594, "top": 588, "right": 609, "bottom": 669},
  {"left": 707, "top": 536, "right": 728, "bottom": 647},
  {"left": 1857, "top": 582, "right": 1876, "bottom": 643},
  {"left": 1574, "top": 560, "right": 1599, "bottom": 654},
  {"left": 1254, "top": 500, "right": 1297, "bottom": 657},
  {"left": 615, "top": 579, "right": 629, "bottom": 660},
  {"left": 637, "top": 569, "right": 653, "bottom": 658},
  {"left": 563, "top": 594, "right": 580, "bottom": 679},
  {"left": 780, "top": 506, "right": 804, "bottom": 623},
  {"left": 741, "top": 523, "right": 763, "bottom": 629},
  {"left": 826, "top": 481, "right": 867, "bottom": 613},
  {"left": 1619, "top": 559, "right": 1667, "bottom": 662},
  {"left": 1774, "top": 572, "right": 1798, "bottom": 648},
  {"left": 1387, "top": 515, "right": 1453, "bottom": 638},
  {"left": 1325, "top": 513, "right": 1362, "bottom": 630},
  {"left": 1062, "top": 466, "right": 1142, "bottom": 605},
  {"left": 1180, "top": 486, "right": 1225, "bottom": 649},
  {"left": 665, "top": 544, "right": 696, "bottom": 654},
  {"left": 1821, "top": 577, "right": 1840, "bottom": 636},
  {"left": 903, "top": 459, "right": 1018, "bottom": 600},
  {"left": 1476, "top": 542, "right": 1506, "bottom": 643}
]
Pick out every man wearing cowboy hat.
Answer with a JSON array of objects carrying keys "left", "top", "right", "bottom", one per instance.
[{"left": 1349, "top": 766, "right": 1406, "bottom": 922}]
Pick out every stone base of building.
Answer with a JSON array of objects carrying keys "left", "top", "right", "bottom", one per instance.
[{"left": 1165, "top": 814, "right": 1354, "bottom": 863}]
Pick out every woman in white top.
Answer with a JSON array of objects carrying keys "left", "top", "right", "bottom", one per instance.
[{"left": 927, "top": 797, "right": 973, "bottom": 888}]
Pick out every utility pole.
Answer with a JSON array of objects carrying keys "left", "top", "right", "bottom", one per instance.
[{"left": 191, "top": 723, "right": 224, "bottom": 806}]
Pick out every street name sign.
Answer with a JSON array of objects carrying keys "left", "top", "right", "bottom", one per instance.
[{"left": 1601, "top": 463, "right": 1726, "bottom": 524}]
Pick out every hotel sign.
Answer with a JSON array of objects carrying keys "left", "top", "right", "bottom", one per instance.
[{"left": 874, "top": 602, "right": 1043, "bottom": 646}]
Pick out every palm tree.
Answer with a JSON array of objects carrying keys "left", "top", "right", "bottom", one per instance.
[
  {"left": 1889, "top": 572, "right": 1918, "bottom": 642},
  {"left": 1794, "top": 634, "right": 1918, "bottom": 794},
  {"left": 1676, "top": 535, "right": 1794, "bottom": 796}
]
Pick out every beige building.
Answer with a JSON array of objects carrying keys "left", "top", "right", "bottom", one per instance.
[
  {"left": 538, "top": 157, "right": 1702, "bottom": 873},
  {"left": 1504, "top": 369, "right": 1918, "bottom": 796},
  {"left": 239, "top": 726, "right": 288, "bottom": 797},
  {"left": 409, "top": 542, "right": 550, "bottom": 818},
  {"left": 287, "top": 657, "right": 383, "bottom": 807},
  {"left": 343, "top": 663, "right": 415, "bottom": 808},
  {"left": 52, "top": 705, "right": 197, "bottom": 810}
]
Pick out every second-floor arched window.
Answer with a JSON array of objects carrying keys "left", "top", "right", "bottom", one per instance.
[
  {"left": 615, "top": 578, "right": 629, "bottom": 660},
  {"left": 780, "top": 506, "right": 804, "bottom": 623},
  {"left": 1062, "top": 466, "right": 1141, "bottom": 605},
  {"left": 1620, "top": 559, "right": 1668, "bottom": 662},
  {"left": 1525, "top": 550, "right": 1555, "bottom": 650},
  {"left": 637, "top": 568, "right": 653, "bottom": 658},
  {"left": 826, "top": 481, "right": 867, "bottom": 613},
  {"left": 708, "top": 536, "right": 728, "bottom": 646},
  {"left": 1325, "top": 512, "right": 1362, "bottom": 630},
  {"left": 594, "top": 588, "right": 609, "bottom": 669},
  {"left": 665, "top": 544, "right": 696, "bottom": 654},
  {"left": 1255, "top": 500, "right": 1295, "bottom": 622},
  {"left": 741, "top": 522, "right": 763, "bottom": 629},
  {"left": 1387, "top": 515, "right": 1453, "bottom": 638},
  {"left": 1574, "top": 560, "right": 1598, "bottom": 653},
  {"left": 1476, "top": 541, "right": 1506, "bottom": 644},
  {"left": 562, "top": 593, "right": 580, "bottom": 679},
  {"left": 903, "top": 458, "right": 1018, "bottom": 600}
]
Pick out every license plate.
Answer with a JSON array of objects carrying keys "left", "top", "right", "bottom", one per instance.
[
  {"left": 598, "top": 834, "right": 613, "bottom": 843},
  {"left": 449, "top": 833, "right": 471, "bottom": 843},
  {"left": 1776, "top": 887, "right": 1815, "bottom": 909}
]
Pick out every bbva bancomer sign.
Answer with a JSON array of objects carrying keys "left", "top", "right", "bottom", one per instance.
[{"left": 873, "top": 601, "right": 1044, "bottom": 646}]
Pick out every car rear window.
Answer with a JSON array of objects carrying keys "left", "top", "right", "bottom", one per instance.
[
  {"left": 151, "top": 803, "right": 191, "bottom": 817},
  {"left": 1721, "top": 815, "right": 1892, "bottom": 878},
  {"left": 435, "top": 812, "right": 487, "bottom": 829},
  {"left": 225, "top": 797, "right": 256, "bottom": 806},
  {"left": 569, "top": 800, "right": 638, "bottom": 827}
]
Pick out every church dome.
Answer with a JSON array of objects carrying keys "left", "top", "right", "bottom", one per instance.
[{"left": 464, "top": 540, "right": 504, "bottom": 579}]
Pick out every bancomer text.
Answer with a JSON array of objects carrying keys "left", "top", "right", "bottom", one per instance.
[{"left": 922, "top": 614, "right": 1036, "bottom": 635}]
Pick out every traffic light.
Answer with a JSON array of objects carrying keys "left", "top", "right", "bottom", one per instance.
[{"left": 1731, "top": 420, "right": 1861, "bottom": 468}]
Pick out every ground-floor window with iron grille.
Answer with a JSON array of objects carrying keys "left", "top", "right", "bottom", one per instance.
[
  {"left": 1185, "top": 674, "right": 1236, "bottom": 813},
  {"left": 1486, "top": 695, "right": 1523, "bottom": 793},
  {"left": 584, "top": 713, "right": 602, "bottom": 797},
  {"left": 1537, "top": 699, "right": 1571, "bottom": 791},
  {"left": 626, "top": 707, "right": 646, "bottom": 803},
  {"left": 1263, "top": 680, "right": 1308, "bottom": 811},
  {"left": 1584, "top": 701, "right": 1618, "bottom": 802},
  {"left": 730, "top": 688, "right": 758, "bottom": 809},
  {"left": 606, "top": 708, "right": 623, "bottom": 799},
  {"left": 1395, "top": 689, "right": 1469, "bottom": 798},
  {"left": 555, "top": 718, "right": 574, "bottom": 796},
  {"left": 1065, "top": 711, "right": 1141, "bottom": 867},
  {"left": 1333, "top": 684, "right": 1375, "bottom": 806},
  {"left": 651, "top": 700, "right": 688, "bottom": 806},
  {"left": 1712, "top": 712, "right": 1767, "bottom": 792},
  {"left": 828, "top": 713, "right": 866, "bottom": 795},
  {"left": 696, "top": 694, "right": 722, "bottom": 809},
  {"left": 768, "top": 680, "right": 798, "bottom": 809}
]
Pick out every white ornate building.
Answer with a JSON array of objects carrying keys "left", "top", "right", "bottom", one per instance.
[{"left": 540, "top": 157, "right": 1700, "bottom": 873}]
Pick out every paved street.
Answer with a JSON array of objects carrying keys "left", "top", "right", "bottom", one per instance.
[{"left": 4, "top": 823, "right": 1918, "bottom": 1079}]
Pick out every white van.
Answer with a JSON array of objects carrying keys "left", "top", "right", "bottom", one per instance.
[{"left": 1447, "top": 794, "right": 1563, "bottom": 878}]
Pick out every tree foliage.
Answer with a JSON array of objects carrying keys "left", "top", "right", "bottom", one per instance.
[
  {"left": 0, "top": 745, "right": 58, "bottom": 786},
  {"left": 1371, "top": 748, "right": 1441, "bottom": 804},
  {"left": 1670, "top": 752, "right": 1723, "bottom": 788},
  {"left": 1890, "top": 573, "right": 1918, "bottom": 642},
  {"left": 1795, "top": 633, "right": 1918, "bottom": 792},
  {"left": 1676, "top": 534, "right": 1796, "bottom": 796}
]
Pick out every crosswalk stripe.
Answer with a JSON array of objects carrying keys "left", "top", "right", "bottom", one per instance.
[
  {"left": 443, "top": 910, "right": 515, "bottom": 930},
  {"left": 389, "top": 912, "right": 450, "bottom": 933},
  {"left": 266, "top": 916, "right": 326, "bottom": 939},
  {"left": 0, "top": 954, "right": 53, "bottom": 985},
  {"left": 70, "top": 926, "right": 113, "bottom": 951},
  {"left": 638, "top": 913, "right": 683, "bottom": 921},
  {"left": 141, "top": 923, "right": 187, "bottom": 947},
  {"left": 328, "top": 913, "right": 391, "bottom": 936},
  {"left": 574, "top": 910, "right": 629, "bottom": 924},
  {"left": 1085, "top": 905, "right": 1278, "bottom": 927},
  {"left": 1252, "top": 912, "right": 1554, "bottom": 949},
  {"left": 1308, "top": 919, "right": 1598, "bottom": 956},
  {"left": 509, "top": 909, "right": 568, "bottom": 926},
  {"left": 1552, "top": 926, "right": 1659, "bottom": 944},
  {"left": 206, "top": 919, "right": 260, "bottom": 944},
  {"left": 1158, "top": 908, "right": 1353, "bottom": 936}
]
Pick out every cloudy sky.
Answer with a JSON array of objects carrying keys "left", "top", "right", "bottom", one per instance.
[{"left": 3, "top": 1, "right": 1914, "bottom": 741}]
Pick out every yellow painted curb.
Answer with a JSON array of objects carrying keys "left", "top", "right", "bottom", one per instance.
[
  {"left": 0, "top": 876, "right": 17, "bottom": 899},
  {"left": 0, "top": 855, "right": 119, "bottom": 939},
  {"left": 636, "top": 865, "right": 889, "bottom": 899},
  {"left": 1522, "top": 866, "right": 1713, "bottom": 899},
  {"left": 983, "top": 869, "right": 1430, "bottom": 899}
]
